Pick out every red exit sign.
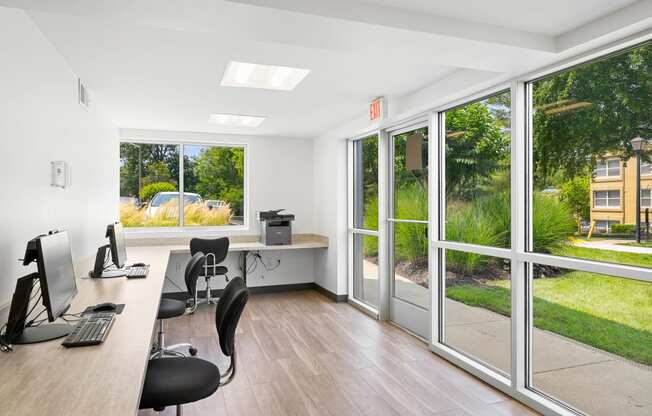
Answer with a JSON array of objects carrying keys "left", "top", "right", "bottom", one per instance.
[{"left": 369, "top": 97, "right": 385, "bottom": 121}]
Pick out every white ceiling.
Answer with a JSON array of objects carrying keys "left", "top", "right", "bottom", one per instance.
[
  {"left": 0, "top": 0, "right": 648, "bottom": 138},
  {"left": 357, "top": 0, "right": 640, "bottom": 36}
]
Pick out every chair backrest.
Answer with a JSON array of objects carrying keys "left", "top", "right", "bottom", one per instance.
[
  {"left": 184, "top": 252, "right": 206, "bottom": 298},
  {"left": 214, "top": 277, "right": 249, "bottom": 357},
  {"left": 190, "top": 237, "right": 229, "bottom": 267}
]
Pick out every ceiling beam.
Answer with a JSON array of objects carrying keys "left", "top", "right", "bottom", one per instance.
[{"left": 226, "top": 0, "right": 556, "bottom": 52}]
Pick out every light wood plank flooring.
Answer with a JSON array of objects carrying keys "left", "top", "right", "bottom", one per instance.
[{"left": 138, "top": 290, "right": 539, "bottom": 416}]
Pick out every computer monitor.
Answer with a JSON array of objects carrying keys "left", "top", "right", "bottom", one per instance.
[
  {"left": 36, "top": 230, "right": 78, "bottom": 322},
  {"left": 106, "top": 222, "right": 127, "bottom": 269}
]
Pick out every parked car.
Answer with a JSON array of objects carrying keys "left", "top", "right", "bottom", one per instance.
[
  {"left": 146, "top": 192, "right": 202, "bottom": 218},
  {"left": 204, "top": 199, "right": 226, "bottom": 210}
]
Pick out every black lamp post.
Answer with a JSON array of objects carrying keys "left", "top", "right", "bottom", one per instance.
[{"left": 631, "top": 137, "right": 645, "bottom": 243}]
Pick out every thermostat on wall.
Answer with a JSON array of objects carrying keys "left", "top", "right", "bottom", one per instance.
[{"left": 51, "top": 161, "right": 69, "bottom": 188}]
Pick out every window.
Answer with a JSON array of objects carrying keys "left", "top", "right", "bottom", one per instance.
[
  {"left": 443, "top": 90, "right": 511, "bottom": 248},
  {"left": 642, "top": 189, "right": 652, "bottom": 207},
  {"left": 595, "top": 220, "right": 619, "bottom": 233},
  {"left": 350, "top": 134, "right": 379, "bottom": 308},
  {"left": 527, "top": 40, "right": 652, "bottom": 416},
  {"left": 594, "top": 159, "right": 620, "bottom": 177},
  {"left": 642, "top": 161, "right": 652, "bottom": 176},
  {"left": 593, "top": 190, "right": 620, "bottom": 208},
  {"left": 352, "top": 135, "right": 379, "bottom": 230},
  {"left": 119, "top": 142, "right": 245, "bottom": 228}
]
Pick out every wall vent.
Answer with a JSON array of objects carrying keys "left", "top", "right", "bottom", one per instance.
[{"left": 78, "top": 78, "right": 89, "bottom": 110}]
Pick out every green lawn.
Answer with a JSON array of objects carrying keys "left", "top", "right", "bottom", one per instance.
[
  {"left": 557, "top": 244, "right": 652, "bottom": 268},
  {"left": 447, "top": 245, "right": 652, "bottom": 366}
]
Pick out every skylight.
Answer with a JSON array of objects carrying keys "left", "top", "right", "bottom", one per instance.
[
  {"left": 208, "top": 113, "right": 266, "bottom": 127},
  {"left": 220, "top": 61, "right": 310, "bottom": 91}
]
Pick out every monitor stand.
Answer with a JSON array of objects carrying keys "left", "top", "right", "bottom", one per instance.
[{"left": 12, "top": 323, "right": 71, "bottom": 344}]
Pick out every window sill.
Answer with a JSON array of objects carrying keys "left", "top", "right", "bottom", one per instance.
[{"left": 124, "top": 225, "right": 250, "bottom": 240}]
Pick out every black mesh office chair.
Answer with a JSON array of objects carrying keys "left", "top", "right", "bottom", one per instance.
[
  {"left": 151, "top": 252, "right": 206, "bottom": 359},
  {"left": 139, "top": 277, "right": 249, "bottom": 415},
  {"left": 189, "top": 237, "right": 230, "bottom": 309}
]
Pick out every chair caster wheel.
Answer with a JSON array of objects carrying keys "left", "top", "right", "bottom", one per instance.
[{"left": 189, "top": 347, "right": 198, "bottom": 356}]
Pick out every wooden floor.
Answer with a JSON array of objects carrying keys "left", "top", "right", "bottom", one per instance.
[{"left": 138, "top": 290, "right": 539, "bottom": 416}]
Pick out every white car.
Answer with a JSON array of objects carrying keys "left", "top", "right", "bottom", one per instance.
[
  {"left": 146, "top": 192, "right": 202, "bottom": 218},
  {"left": 205, "top": 199, "right": 226, "bottom": 210}
]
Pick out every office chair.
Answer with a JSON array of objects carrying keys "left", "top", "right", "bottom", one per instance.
[
  {"left": 189, "top": 237, "right": 230, "bottom": 309},
  {"left": 139, "top": 277, "right": 249, "bottom": 416},
  {"left": 151, "top": 252, "right": 206, "bottom": 359}
]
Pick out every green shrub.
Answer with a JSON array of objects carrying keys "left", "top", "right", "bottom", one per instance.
[
  {"left": 139, "top": 182, "right": 176, "bottom": 202},
  {"left": 445, "top": 193, "right": 508, "bottom": 274},
  {"left": 611, "top": 223, "right": 635, "bottom": 234},
  {"left": 532, "top": 193, "right": 576, "bottom": 253},
  {"left": 393, "top": 184, "right": 428, "bottom": 263},
  {"left": 362, "top": 196, "right": 379, "bottom": 257}
]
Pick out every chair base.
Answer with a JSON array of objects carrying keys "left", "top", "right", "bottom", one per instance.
[
  {"left": 150, "top": 319, "right": 197, "bottom": 359},
  {"left": 151, "top": 342, "right": 197, "bottom": 359},
  {"left": 189, "top": 276, "right": 227, "bottom": 313}
]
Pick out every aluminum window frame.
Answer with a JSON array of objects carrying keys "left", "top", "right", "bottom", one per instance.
[
  {"left": 594, "top": 158, "right": 621, "bottom": 178},
  {"left": 342, "top": 32, "right": 652, "bottom": 416},
  {"left": 386, "top": 120, "right": 431, "bottom": 312},
  {"left": 119, "top": 139, "right": 249, "bottom": 234},
  {"left": 347, "top": 132, "right": 382, "bottom": 315},
  {"left": 593, "top": 190, "right": 621, "bottom": 208}
]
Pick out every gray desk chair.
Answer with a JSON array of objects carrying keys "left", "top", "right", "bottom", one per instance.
[
  {"left": 139, "top": 277, "right": 249, "bottom": 415},
  {"left": 189, "top": 237, "right": 230, "bottom": 309},
  {"left": 151, "top": 252, "right": 206, "bottom": 359}
]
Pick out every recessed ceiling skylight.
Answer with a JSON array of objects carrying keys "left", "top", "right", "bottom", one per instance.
[
  {"left": 208, "top": 113, "right": 266, "bottom": 127},
  {"left": 220, "top": 61, "right": 310, "bottom": 91}
]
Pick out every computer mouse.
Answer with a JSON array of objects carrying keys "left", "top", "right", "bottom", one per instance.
[
  {"left": 131, "top": 262, "right": 146, "bottom": 267},
  {"left": 93, "top": 302, "right": 117, "bottom": 312}
]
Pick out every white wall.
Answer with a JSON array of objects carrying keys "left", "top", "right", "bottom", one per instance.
[{"left": 0, "top": 7, "right": 119, "bottom": 307}]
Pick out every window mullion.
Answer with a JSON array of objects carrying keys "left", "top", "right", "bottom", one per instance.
[
  {"left": 179, "top": 143, "right": 184, "bottom": 227},
  {"left": 511, "top": 80, "right": 528, "bottom": 393}
]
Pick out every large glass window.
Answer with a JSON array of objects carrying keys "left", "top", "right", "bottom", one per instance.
[
  {"left": 531, "top": 41, "right": 652, "bottom": 269},
  {"left": 350, "top": 134, "right": 379, "bottom": 308},
  {"left": 444, "top": 90, "right": 511, "bottom": 248},
  {"left": 119, "top": 142, "right": 245, "bottom": 228},
  {"left": 528, "top": 40, "right": 652, "bottom": 415},
  {"left": 529, "top": 266, "right": 652, "bottom": 416},
  {"left": 352, "top": 234, "right": 379, "bottom": 307},
  {"left": 353, "top": 135, "right": 379, "bottom": 230},
  {"left": 443, "top": 250, "right": 511, "bottom": 375}
]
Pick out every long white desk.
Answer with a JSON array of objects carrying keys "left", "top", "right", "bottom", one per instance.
[{"left": 0, "top": 234, "right": 328, "bottom": 415}]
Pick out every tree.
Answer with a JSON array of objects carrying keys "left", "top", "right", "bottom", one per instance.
[
  {"left": 142, "top": 160, "right": 173, "bottom": 186},
  {"left": 559, "top": 175, "right": 590, "bottom": 233},
  {"left": 120, "top": 143, "right": 179, "bottom": 197},
  {"left": 193, "top": 147, "right": 245, "bottom": 215},
  {"left": 533, "top": 42, "right": 652, "bottom": 186},
  {"left": 445, "top": 102, "right": 509, "bottom": 199}
]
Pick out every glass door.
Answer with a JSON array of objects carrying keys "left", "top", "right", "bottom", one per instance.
[{"left": 388, "top": 124, "right": 430, "bottom": 338}]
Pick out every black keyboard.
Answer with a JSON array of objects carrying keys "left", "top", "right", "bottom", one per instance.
[
  {"left": 62, "top": 312, "right": 115, "bottom": 348},
  {"left": 127, "top": 265, "right": 149, "bottom": 278}
]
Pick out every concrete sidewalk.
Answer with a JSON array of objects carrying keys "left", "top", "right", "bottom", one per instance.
[
  {"left": 445, "top": 299, "right": 652, "bottom": 416},
  {"left": 358, "top": 259, "right": 651, "bottom": 415},
  {"left": 574, "top": 239, "right": 652, "bottom": 254}
]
